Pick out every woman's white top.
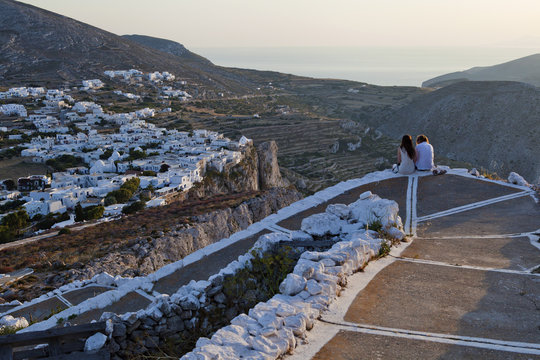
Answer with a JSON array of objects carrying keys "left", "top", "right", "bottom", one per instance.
[{"left": 398, "top": 147, "right": 415, "bottom": 175}]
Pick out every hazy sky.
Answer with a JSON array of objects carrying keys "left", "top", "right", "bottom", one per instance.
[{"left": 18, "top": 0, "right": 540, "bottom": 49}]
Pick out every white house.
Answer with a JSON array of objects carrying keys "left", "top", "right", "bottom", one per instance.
[
  {"left": 89, "top": 160, "right": 117, "bottom": 174},
  {"left": 0, "top": 104, "right": 27, "bottom": 117},
  {"left": 24, "top": 200, "right": 66, "bottom": 217},
  {"left": 81, "top": 79, "right": 104, "bottom": 90}
]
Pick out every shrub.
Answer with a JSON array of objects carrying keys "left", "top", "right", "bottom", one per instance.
[
  {"left": 99, "top": 148, "right": 114, "bottom": 160},
  {"left": 127, "top": 149, "right": 147, "bottom": 161},
  {"left": 367, "top": 219, "right": 383, "bottom": 233},
  {"left": 0, "top": 226, "right": 15, "bottom": 244},
  {"left": 122, "top": 201, "right": 146, "bottom": 215},
  {"left": 0, "top": 199, "right": 25, "bottom": 214},
  {"left": 45, "top": 155, "right": 86, "bottom": 172},
  {"left": 86, "top": 206, "right": 104, "bottom": 220},
  {"left": 58, "top": 228, "right": 71, "bottom": 235},
  {"left": 74, "top": 204, "right": 104, "bottom": 221},
  {"left": 2, "top": 210, "right": 29, "bottom": 231},
  {"left": 142, "top": 170, "right": 157, "bottom": 177},
  {"left": 109, "top": 189, "right": 131, "bottom": 203},
  {"left": 104, "top": 195, "right": 117, "bottom": 206},
  {"left": 105, "top": 178, "right": 140, "bottom": 204}
]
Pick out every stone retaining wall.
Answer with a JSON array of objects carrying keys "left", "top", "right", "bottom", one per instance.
[
  {"left": 101, "top": 192, "right": 404, "bottom": 359},
  {"left": 103, "top": 233, "right": 299, "bottom": 358}
]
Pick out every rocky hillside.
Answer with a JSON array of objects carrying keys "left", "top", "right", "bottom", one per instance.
[
  {"left": 374, "top": 81, "right": 540, "bottom": 183},
  {"left": 0, "top": 0, "right": 256, "bottom": 92},
  {"left": 76, "top": 187, "right": 300, "bottom": 280},
  {"left": 423, "top": 53, "right": 540, "bottom": 88}
]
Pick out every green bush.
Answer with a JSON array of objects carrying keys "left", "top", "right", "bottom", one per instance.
[
  {"left": 122, "top": 201, "right": 146, "bottom": 215},
  {"left": 46, "top": 155, "right": 86, "bottom": 172},
  {"left": 99, "top": 148, "right": 113, "bottom": 160},
  {"left": 104, "top": 195, "right": 117, "bottom": 206},
  {"left": 223, "top": 246, "right": 298, "bottom": 302},
  {"left": 0, "top": 225, "right": 15, "bottom": 244},
  {"left": 0, "top": 199, "right": 25, "bottom": 214},
  {"left": 104, "top": 178, "right": 140, "bottom": 205},
  {"left": 122, "top": 178, "right": 140, "bottom": 193},
  {"left": 2, "top": 210, "right": 29, "bottom": 231},
  {"left": 126, "top": 149, "right": 147, "bottom": 161},
  {"left": 74, "top": 204, "right": 104, "bottom": 222},
  {"left": 109, "top": 189, "right": 131, "bottom": 203},
  {"left": 58, "top": 228, "right": 71, "bottom": 235},
  {"left": 86, "top": 206, "right": 104, "bottom": 220},
  {"left": 36, "top": 212, "right": 69, "bottom": 230}
]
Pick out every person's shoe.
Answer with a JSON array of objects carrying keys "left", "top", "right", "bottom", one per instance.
[{"left": 433, "top": 168, "right": 447, "bottom": 176}]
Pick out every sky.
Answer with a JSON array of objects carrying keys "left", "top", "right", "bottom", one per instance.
[{"left": 16, "top": 0, "right": 540, "bottom": 49}]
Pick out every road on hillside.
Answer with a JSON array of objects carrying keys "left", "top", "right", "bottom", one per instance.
[{"left": 0, "top": 218, "right": 115, "bottom": 252}]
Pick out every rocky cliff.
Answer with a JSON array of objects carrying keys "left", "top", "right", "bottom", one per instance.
[
  {"left": 190, "top": 141, "right": 288, "bottom": 197},
  {"left": 76, "top": 187, "right": 300, "bottom": 279}
]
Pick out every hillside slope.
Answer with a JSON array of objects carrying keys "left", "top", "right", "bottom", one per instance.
[
  {"left": 0, "top": 0, "right": 256, "bottom": 92},
  {"left": 422, "top": 53, "right": 540, "bottom": 88},
  {"left": 376, "top": 81, "right": 540, "bottom": 183},
  {"left": 122, "top": 34, "right": 210, "bottom": 63}
]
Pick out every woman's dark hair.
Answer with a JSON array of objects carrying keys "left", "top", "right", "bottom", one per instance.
[{"left": 400, "top": 134, "right": 415, "bottom": 159}]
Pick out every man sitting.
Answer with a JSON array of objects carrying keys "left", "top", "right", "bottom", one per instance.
[
  {"left": 415, "top": 134, "right": 434, "bottom": 171},
  {"left": 415, "top": 134, "right": 446, "bottom": 175}
]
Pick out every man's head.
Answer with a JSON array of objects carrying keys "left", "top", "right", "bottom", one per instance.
[{"left": 416, "top": 134, "right": 429, "bottom": 144}]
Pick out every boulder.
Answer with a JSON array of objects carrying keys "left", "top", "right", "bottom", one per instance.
[{"left": 279, "top": 273, "right": 307, "bottom": 296}]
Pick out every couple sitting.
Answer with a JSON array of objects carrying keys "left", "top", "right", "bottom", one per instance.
[{"left": 393, "top": 134, "right": 446, "bottom": 175}]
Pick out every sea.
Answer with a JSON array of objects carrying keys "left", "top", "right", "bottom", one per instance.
[{"left": 192, "top": 46, "right": 539, "bottom": 87}]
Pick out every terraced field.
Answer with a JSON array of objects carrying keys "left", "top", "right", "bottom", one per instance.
[{"left": 176, "top": 77, "right": 424, "bottom": 192}]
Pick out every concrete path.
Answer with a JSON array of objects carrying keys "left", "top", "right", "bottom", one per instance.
[{"left": 299, "top": 174, "right": 540, "bottom": 359}]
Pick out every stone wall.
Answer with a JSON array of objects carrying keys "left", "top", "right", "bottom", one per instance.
[
  {"left": 104, "top": 233, "right": 300, "bottom": 358},
  {"left": 101, "top": 192, "right": 405, "bottom": 359}
]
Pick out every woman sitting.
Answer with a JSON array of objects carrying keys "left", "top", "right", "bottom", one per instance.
[{"left": 395, "top": 134, "right": 416, "bottom": 175}]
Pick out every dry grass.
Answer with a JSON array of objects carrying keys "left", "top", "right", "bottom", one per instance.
[
  {"left": 0, "top": 157, "right": 49, "bottom": 179},
  {"left": 0, "top": 191, "right": 260, "bottom": 273}
]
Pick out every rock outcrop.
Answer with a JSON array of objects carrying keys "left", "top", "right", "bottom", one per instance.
[
  {"left": 78, "top": 187, "right": 301, "bottom": 279},
  {"left": 257, "top": 141, "right": 288, "bottom": 189},
  {"left": 190, "top": 141, "right": 287, "bottom": 198}
]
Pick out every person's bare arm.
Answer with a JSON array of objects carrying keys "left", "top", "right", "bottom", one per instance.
[{"left": 397, "top": 147, "right": 401, "bottom": 164}]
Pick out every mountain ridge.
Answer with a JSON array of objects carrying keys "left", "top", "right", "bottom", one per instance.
[
  {"left": 422, "top": 53, "right": 540, "bottom": 88},
  {"left": 0, "top": 0, "right": 257, "bottom": 92}
]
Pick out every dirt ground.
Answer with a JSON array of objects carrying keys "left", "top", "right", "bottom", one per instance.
[{"left": 0, "top": 157, "right": 49, "bottom": 180}]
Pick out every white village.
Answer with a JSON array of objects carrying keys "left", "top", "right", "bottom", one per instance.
[{"left": 0, "top": 70, "right": 250, "bottom": 230}]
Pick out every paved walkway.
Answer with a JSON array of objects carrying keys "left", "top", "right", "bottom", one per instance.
[{"left": 293, "top": 174, "right": 540, "bottom": 359}]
